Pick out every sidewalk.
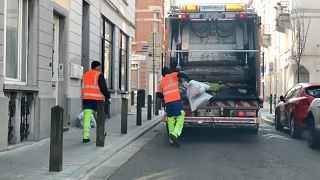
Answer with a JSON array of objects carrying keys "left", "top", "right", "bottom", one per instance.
[
  {"left": 0, "top": 106, "right": 163, "bottom": 180},
  {"left": 260, "top": 102, "right": 276, "bottom": 126}
]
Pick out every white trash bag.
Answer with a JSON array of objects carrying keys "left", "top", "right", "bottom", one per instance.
[
  {"left": 76, "top": 111, "right": 96, "bottom": 128},
  {"left": 186, "top": 80, "right": 213, "bottom": 112}
]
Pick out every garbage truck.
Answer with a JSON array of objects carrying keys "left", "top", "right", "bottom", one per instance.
[{"left": 164, "top": 3, "right": 262, "bottom": 133}]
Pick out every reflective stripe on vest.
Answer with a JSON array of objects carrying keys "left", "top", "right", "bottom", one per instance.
[
  {"left": 163, "top": 89, "right": 180, "bottom": 95},
  {"left": 83, "top": 93, "right": 104, "bottom": 98},
  {"left": 82, "top": 70, "right": 104, "bottom": 101}
]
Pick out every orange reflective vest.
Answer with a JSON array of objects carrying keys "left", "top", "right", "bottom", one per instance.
[
  {"left": 158, "top": 72, "right": 181, "bottom": 104},
  {"left": 82, "top": 70, "right": 104, "bottom": 101}
]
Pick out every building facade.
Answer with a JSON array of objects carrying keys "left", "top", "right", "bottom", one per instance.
[
  {"left": 131, "top": 0, "right": 166, "bottom": 97},
  {"left": 259, "top": 0, "right": 320, "bottom": 102},
  {"left": 0, "top": 0, "right": 134, "bottom": 151}
]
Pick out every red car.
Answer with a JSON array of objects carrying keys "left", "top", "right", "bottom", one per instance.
[{"left": 275, "top": 83, "right": 320, "bottom": 138}]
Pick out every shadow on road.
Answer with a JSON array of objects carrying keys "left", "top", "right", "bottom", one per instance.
[{"left": 178, "top": 128, "right": 260, "bottom": 144}]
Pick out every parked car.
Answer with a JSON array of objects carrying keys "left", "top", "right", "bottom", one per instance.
[
  {"left": 275, "top": 83, "right": 320, "bottom": 138},
  {"left": 304, "top": 98, "right": 320, "bottom": 149}
]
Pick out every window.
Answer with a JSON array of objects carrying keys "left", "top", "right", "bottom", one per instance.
[
  {"left": 154, "top": 12, "right": 159, "bottom": 19},
  {"left": 102, "top": 17, "right": 114, "bottom": 89},
  {"left": 5, "top": 0, "right": 28, "bottom": 83},
  {"left": 305, "top": 86, "right": 320, "bottom": 98},
  {"left": 284, "top": 86, "right": 296, "bottom": 100},
  {"left": 119, "top": 32, "right": 128, "bottom": 91},
  {"left": 285, "top": 85, "right": 302, "bottom": 99},
  {"left": 292, "top": 86, "right": 302, "bottom": 97}
]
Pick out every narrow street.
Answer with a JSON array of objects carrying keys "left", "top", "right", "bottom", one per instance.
[{"left": 108, "top": 112, "right": 320, "bottom": 180}]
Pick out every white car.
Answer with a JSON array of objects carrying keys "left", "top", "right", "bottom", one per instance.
[{"left": 305, "top": 98, "right": 320, "bottom": 149}]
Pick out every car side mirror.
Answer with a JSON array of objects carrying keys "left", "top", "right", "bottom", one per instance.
[{"left": 280, "top": 95, "right": 285, "bottom": 102}]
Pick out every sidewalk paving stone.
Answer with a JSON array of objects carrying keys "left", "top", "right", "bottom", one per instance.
[
  {"left": 260, "top": 102, "right": 275, "bottom": 126},
  {"left": 0, "top": 107, "right": 163, "bottom": 180}
]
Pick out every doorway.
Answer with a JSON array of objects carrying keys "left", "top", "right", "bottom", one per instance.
[
  {"left": 82, "top": 1, "right": 90, "bottom": 72},
  {"left": 52, "top": 15, "right": 60, "bottom": 105}
]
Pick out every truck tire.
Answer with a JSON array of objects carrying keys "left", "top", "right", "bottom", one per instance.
[{"left": 275, "top": 111, "right": 284, "bottom": 131}]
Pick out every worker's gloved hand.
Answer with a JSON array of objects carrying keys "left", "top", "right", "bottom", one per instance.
[
  {"left": 209, "top": 83, "right": 220, "bottom": 92},
  {"left": 104, "top": 99, "right": 111, "bottom": 104},
  {"left": 177, "top": 72, "right": 191, "bottom": 82},
  {"left": 156, "top": 92, "right": 164, "bottom": 99}
]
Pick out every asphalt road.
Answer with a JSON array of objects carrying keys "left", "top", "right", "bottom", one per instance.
[{"left": 108, "top": 120, "right": 320, "bottom": 180}]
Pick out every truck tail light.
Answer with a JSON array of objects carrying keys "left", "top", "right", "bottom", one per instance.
[
  {"left": 178, "top": 14, "right": 189, "bottom": 19},
  {"left": 184, "top": 110, "right": 192, "bottom": 116},
  {"left": 238, "top": 13, "right": 247, "bottom": 19},
  {"left": 232, "top": 111, "right": 256, "bottom": 117},
  {"left": 237, "top": 111, "right": 246, "bottom": 117}
]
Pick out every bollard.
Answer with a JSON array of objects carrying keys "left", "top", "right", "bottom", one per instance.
[
  {"left": 96, "top": 101, "right": 105, "bottom": 147},
  {"left": 274, "top": 94, "right": 277, "bottom": 109},
  {"left": 147, "top": 95, "right": 152, "bottom": 120},
  {"left": 131, "top": 91, "right": 135, "bottom": 106},
  {"left": 49, "top": 106, "right": 63, "bottom": 172},
  {"left": 269, "top": 94, "right": 273, "bottom": 114},
  {"left": 121, "top": 98, "right": 128, "bottom": 134},
  {"left": 137, "top": 91, "right": 142, "bottom": 126},
  {"left": 141, "top": 90, "right": 145, "bottom": 108},
  {"left": 155, "top": 97, "right": 159, "bottom": 116},
  {"left": 104, "top": 100, "right": 111, "bottom": 119},
  {"left": 138, "top": 89, "right": 145, "bottom": 108}
]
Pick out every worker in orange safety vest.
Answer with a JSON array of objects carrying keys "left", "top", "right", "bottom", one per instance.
[
  {"left": 157, "top": 67, "right": 190, "bottom": 147},
  {"left": 82, "top": 61, "right": 110, "bottom": 143}
]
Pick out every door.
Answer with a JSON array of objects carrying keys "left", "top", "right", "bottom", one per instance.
[
  {"left": 282, "top": 85, "right": 302, "bottom": 126},
  {"left": 52, "top": 16, "right": 60, "bottom": 105}
]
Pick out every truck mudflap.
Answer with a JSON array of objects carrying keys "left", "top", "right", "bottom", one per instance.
[{"left": 184, "top": 117, "right": 259, "bottom": 129}]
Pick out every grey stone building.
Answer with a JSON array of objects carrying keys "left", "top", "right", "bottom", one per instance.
[{"left": 0, "top": 0, "right": 135, "bottom": 151}]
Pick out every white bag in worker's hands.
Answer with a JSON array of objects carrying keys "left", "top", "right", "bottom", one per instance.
[
  {"left": 187, "top": 80, "right": 210, "bottom": 97},
  {"left": 186, "top": 80, "right": 213, "bottom": 111},
  {"left": 76, "top": 111, "right": 96, "bottom": 128}
]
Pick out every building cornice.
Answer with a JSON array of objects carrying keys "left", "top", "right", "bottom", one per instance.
[{"left": 103, "top": 0, "right": 135, "bottom": 29}]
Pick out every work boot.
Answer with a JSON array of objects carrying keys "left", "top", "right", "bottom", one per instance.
[
  {"left": 169, "top": 134, "right": 180, "bottom": 147},
  {"left": 83, "top": 139, "right": 90, "bottom": 143}
]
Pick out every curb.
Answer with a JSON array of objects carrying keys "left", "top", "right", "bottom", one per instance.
[
  {"left": 72, "top": 115, "right": 163, "bottom": 180},
  {"left": 261, "top": 114, "right": 275, "bottom": 126}
]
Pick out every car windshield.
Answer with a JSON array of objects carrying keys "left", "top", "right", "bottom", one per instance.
[{"left": 305, "top": 86, "right": 320, "bottom": 98}]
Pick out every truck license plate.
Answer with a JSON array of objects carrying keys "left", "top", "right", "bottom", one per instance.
[{"left": 201, "top": 5, "right": 225, "bottom": 12}]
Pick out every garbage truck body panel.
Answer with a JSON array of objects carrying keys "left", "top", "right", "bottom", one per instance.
[{"left": 165, "top": 4, "right": 261, "bottom": 131}]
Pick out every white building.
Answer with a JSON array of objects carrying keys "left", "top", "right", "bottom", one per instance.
[
  {"left": 260, "top": 0, "right": 320, "bottom": 100},
  {"left": 0, "top": 0, "right": 134, "bottom": 151}
]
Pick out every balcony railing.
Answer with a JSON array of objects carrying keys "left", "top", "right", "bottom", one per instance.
[
  {"left": 262, "top": 24, "right": 271, "bottom": 46},
  {"left": 275, "top": 1, "right": 290, "bottom": 32}
]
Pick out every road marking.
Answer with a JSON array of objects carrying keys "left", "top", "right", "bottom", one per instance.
[
  {"left": 262, "top": 133, "right": 290, "bottom": 140},
  {"left": 259, "top": 128, "right": 273, "bottom": 131},
  {"left": 134, "top": 169, "right": 181, "bottom": 180}
]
